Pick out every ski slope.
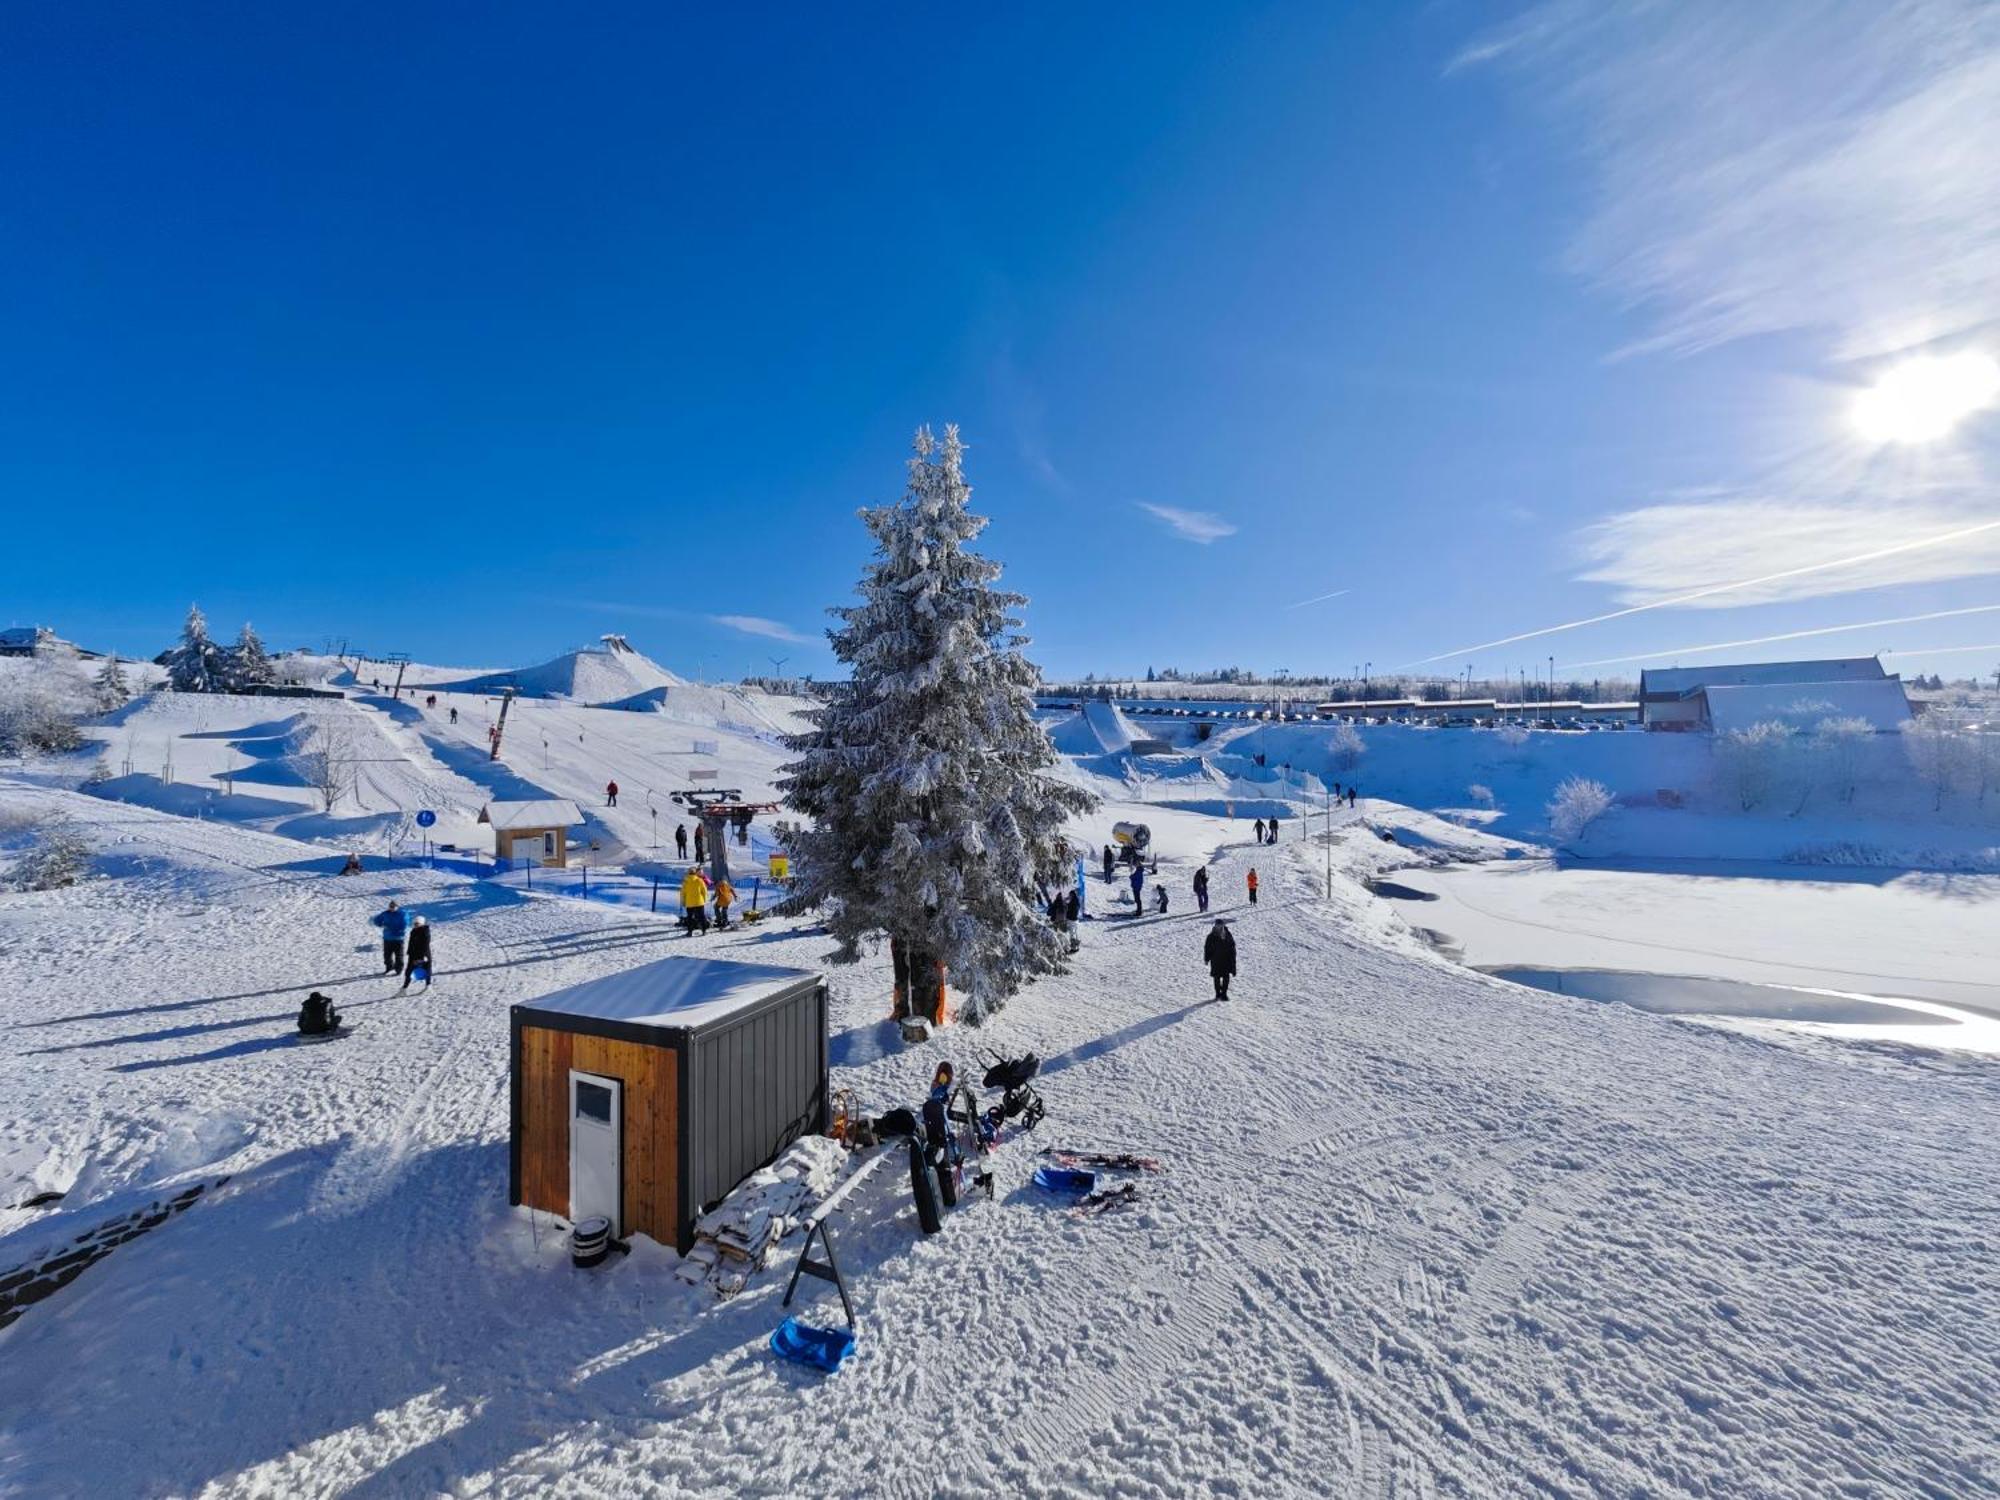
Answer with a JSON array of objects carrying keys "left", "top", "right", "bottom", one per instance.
[{"left": 1, "top": 778, "right": 1994, "bottom": 1497}]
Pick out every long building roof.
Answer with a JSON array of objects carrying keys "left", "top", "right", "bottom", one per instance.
[
  {"left": 1701, "top": 678, "right": 1911, "bottom": 733},
  {"left": 1640, "top": 657, "right": 1886, "bottom": 700}
]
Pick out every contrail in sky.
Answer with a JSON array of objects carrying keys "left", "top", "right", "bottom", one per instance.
[
  {"left": 1287, "top": 588, "right": 1351, "bottom": 610},
  {"left": 1882, "top": 642, "right": 2000, "bottom": 659},
  {"left": 1398, "top": 517, "right": 2000, "bottom": 667},
  {"left": 1560, "top": 604, "right": 2000, "bottom": 670}
]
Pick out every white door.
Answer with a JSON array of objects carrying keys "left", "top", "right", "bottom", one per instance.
[{"left": 569, "top": 1070, "right": 623, "bottom": 1234}]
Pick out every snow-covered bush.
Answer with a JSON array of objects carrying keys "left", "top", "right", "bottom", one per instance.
[
  {"left": 1715, "top": 720, "right": 1792, "bottom": 811},
  {"left": 1328, "top": 720, "right": 1365, "bottom": 773},
  {"left": 1496, "top": 722, "right": 1530, "bottom": 751},
  {"left": 0, "top": 665, "right": 86, "bottom": 756},
  {"left": 1904, "top": 712, "right": 1971, "bottom": 811},
  {"left": 1546, "top": 776, "right": 1614, "bottom": 847},
  {"left": 1467, "top": 783, "right": 1495, "bottom": 808},
  {"left": 4, "top": 814, "right": 92, "bottom": 891},
  {"left": 778, "top": 425, "right": 1095, "bottom": 1024}
]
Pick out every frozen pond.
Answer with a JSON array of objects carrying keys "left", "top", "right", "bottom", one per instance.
[
  {"left": 1393, "top": 859, "right": 2000, "bottom": 1055},
  {"left": 1486, "top": 967, "right": 2000, "bottom": 1055}
]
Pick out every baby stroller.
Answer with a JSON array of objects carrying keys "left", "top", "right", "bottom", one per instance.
[{"left": 980, "top": 1051, "right": 1045, "bottom": 1136}]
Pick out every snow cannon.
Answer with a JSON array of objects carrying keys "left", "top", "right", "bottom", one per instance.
[{"left": 1111, "top": 821, "right": 1152, "bottom": 852}]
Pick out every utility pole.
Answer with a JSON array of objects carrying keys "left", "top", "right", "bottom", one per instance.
[
  {"left": 768, "top": 656, "right": 788, "bottom": 683},
  {"left": 1549, "top": 655, "right": 1556, "bottom": 706}
]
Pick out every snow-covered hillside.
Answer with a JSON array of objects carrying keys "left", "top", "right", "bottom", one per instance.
[{"left": 2, "top": 754, "right": 1997, "bottom": 1495}]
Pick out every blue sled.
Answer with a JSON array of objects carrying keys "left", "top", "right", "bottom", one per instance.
[
  {"left": 1032, "top": 1165, "right": 1097, "bottom": 1196},
  {"left": 770, "top": 1316, "right": 856, "bottom": 1374}
]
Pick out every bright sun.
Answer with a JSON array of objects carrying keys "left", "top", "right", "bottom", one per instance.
[{"left": 1851, "top": 351, "right": 2000, "bottom": 445}]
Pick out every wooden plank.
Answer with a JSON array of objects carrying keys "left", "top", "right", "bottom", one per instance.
[{"left": 518, "top": 1025, "right": 575, "bottom": 1217}]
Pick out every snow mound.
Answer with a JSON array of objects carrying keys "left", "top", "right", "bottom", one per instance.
[
  {"left": 436, "top": 640, "right": 688, "bottom": 705},
  {"left": 1049, "top": 701, "right": 1140, "bottom": 755}
]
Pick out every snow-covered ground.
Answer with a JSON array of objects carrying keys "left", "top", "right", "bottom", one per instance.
[{"left": 3, "top": 762, "right": 1997, "bottom": 1495}]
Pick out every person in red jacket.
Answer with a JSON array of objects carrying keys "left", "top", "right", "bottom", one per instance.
[
  {"left": 1246, "top": 867, "right": 1259, "bottom": 905},
  {"left": 605, "top": 780, "right": 619, "bottom": 807}
]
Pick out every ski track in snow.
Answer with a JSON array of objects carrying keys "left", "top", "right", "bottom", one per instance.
[{"left": 0, "top": 780, "right": 1996, "bottom": 1497}]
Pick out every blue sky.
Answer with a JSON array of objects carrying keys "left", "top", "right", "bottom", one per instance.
[{"left": 5, "top": 3, "right": 1997, "bottom": 684}]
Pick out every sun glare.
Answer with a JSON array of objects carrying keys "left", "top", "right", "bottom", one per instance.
[{"left": 1850, "top": 351, "right": 2000, "bottom": 445}]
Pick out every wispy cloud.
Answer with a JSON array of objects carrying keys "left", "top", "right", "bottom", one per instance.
[
  {"left": 1459, "top": 0, "right": 2000, "bottom": 362},
  {"left": 990, "top": 347, "right": 1070, "bottom": 493},
  {"left": 1287, "top": 588, "right": 1351, "bottom": 610},
  {"left": 1444, "top": 0, "right": 2000, "bottom": 656},
  {"left": 1561, "top": 604, "right": 2000, "bottom": 669},
  {"left": 1137, "top": 503, "right": 1236, "bottom": 544},
  {"left": 710, "top": 613, "right": 813, "bottom": 645}
]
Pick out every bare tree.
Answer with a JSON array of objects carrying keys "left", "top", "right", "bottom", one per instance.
[
  {"left": 292, "top": 712, "right": 355, "bottom": 813},
  {"left": 1904, "top": 712, "right": 1966, "bottom": 812},
  {"left": 1328, "top": 720, "right": 1365, "bottom": 773},
  {"left": 1811, "top": 716, "right": 1873, "bottom": 805}
]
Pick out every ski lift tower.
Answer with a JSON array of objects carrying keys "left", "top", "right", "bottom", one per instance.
[
  {"left": 384, "top": 651, "right": 412, "bottom": 700},
  {"left": 488, "top": 686, "right": 519, "bottom": 761},
  {"left": 670, "top": 787, "right": 779, "bottom": 888}
]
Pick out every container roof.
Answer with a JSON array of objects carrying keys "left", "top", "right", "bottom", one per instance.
[
  {"left": 516, "top": 955, "right": 819, "bottom": 1031},
  {"left": 484, "top": 799, "right": 585, "bottom": 830}
]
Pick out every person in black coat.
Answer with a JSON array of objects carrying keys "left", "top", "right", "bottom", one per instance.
[
  {"left": 401, "top": 916, "right": 433, "bottom": 991},
  {"left": 1102, "top": 845, "right": 1115, "bottom": 881},
  {"left": 1192, "top": 865, "right": 1210, "bottom": 912},
  {"left": 675, "top": 823, "right": 688, "bottom": 858},
  {"left": 1203, "top": 919, "right": 1237, "bottom": 1001},
  {"left": 1253, "top": 818, "right": 1266, "bottom": 843}
]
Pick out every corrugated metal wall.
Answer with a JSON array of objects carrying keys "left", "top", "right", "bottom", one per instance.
[{"left": 683, "top": 982, "right": 827, "bottom": 1219}]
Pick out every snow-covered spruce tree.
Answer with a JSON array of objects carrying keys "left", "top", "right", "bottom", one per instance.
[
  {"left": 163, "top": 605, "right": 230, "bottom": 694},
  {"left": 93, "top": 652, "right": 130, "bottom": 710},
  {"left": 777, "top": 425, "right": 1095, "bottom": 1024},
  {"left": 227, "top": 622, "right": 275, "bottom": 692}
]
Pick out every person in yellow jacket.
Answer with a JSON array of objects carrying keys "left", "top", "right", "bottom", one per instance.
[
  {"left": 680, "top": 867, "right": 711, "bottom": 935},
  {"left": 713, "top": 876, "right": 736, "bottom": 930}
]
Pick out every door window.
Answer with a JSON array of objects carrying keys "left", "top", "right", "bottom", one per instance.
[{"left": 575, "top": 1080, "right": 613, "bottom": 1123}]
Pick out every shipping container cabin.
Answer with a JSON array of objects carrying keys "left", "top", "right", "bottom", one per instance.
[{"left": 509, "top": 956, "right": 828, "bottom": 1253}]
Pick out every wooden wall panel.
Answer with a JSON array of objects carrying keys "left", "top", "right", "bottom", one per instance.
[
  {"left": 518, "top": 1025, "right": 574, "bottom": 1217},
  {"left": 571, "top": 1033, "right": 679, "bottom": 1247}
]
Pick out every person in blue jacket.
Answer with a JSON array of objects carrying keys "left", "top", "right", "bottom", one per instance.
[
  {"left": 371, "top": 900, "right": 408, "bottom": 974},
  {"left": 1129, "top": 863, "right": 1145, "bottom": 916}
]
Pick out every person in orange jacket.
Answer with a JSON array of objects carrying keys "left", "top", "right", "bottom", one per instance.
[
  {"left": 713, "top": 876, "right": 736, "bottom": 930},
  {"left": 1247, "top": 867, "right": 1259, "bottom": 905}
]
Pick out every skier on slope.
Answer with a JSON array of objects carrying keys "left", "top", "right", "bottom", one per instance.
[
  {"left": 675, "top": 823, "right": 689, "bottom": 858},
  {"left": 371, "top": 900, "right": 407, "bottom": 974},
  {"left": 1192, "top": 865, "right": 1209, "bottom": 912},
  {"left": 1247, "top": 867, "right": 1259, "bottom": 905},
  {"left": 1203, "top": 919, "right": 1237, "bottom": 1001},
  {"left": 606, "top": 780, "right": 619, "bottom": 807},
  {"left": 681, "top": 867, "right": 711, "bottom": 934},
  {"left": 401, "top": 916, "right": 433, "bottom": 992}
]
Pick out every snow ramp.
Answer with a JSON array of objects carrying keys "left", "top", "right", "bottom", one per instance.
[
  {"left": 434, "top": 641, "right": 687, "bottom": 705},
  {"left": 1050, "top": 701, "right": 1140, "bottom": 755}
]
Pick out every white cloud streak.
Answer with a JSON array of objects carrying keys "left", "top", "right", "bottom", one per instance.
[
  {"left": 1137, "top": 503, "right": 1237, "bottom": 544},
  {"left": 1402, "top": 516, "right": 2000, "bottom": 666},
  {"left": 709, "top": 614, "right": 813, "bottom": 645},
  {"left": 1287, "top": 588, "right": 1351, "bottom": 610},
  {"left": 1560, "top": 604, "right": 2000, "bottom": 670},
  {"left": 1460, "top": 0, "right": 2000, "bottom": 361}
]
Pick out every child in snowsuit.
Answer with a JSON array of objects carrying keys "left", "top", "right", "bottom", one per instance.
[
  {"left": 1153, "top": 885, "right": 1168, "bottom": 915},
  {"left": 713, "top": 877, "right": 735, "bottom": 930},
  {"left": 401, "top": 916, "right": 433, "bottom": 991},
  {"left": 371, "top": 901, "right": 407, "bottom": 973},
  {"left": 1203, "top": 920, "right": 1236, "bottom": 1001},
  {"left": 1247, "top": 868, "right": 1259, "bottom": 905}
]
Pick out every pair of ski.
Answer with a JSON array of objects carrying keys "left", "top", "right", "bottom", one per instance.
[{"left": 1041, "top": 1149, "right": 1159, "bottom": 1217}]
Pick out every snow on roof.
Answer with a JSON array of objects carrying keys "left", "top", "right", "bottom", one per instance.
[
  {"left": 517, "top": 955, "right": 820, "bottom": 1031},
  {"left": 1701, "top": 678, "right": 1912, "bottom": 733},
  {"left": 1641, "top": 658, "right": 1885, "bottom": 699},
  {"left": 484, "top": 799, "right": 585, "bottom": 830}
]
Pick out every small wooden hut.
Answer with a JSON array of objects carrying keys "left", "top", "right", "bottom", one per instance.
[{"left": 509, "top": 956, "right": 828, "bottom": 1252}]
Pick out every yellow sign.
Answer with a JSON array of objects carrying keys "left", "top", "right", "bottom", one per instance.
[{"left": 769, "top": 854, "right": 790, "bottom": 880}]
